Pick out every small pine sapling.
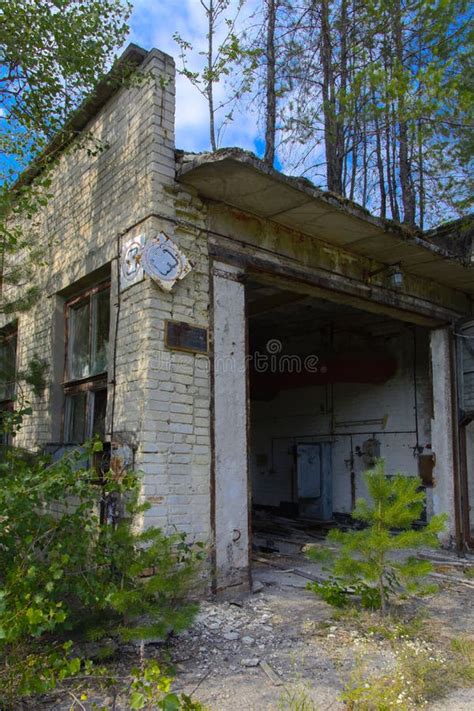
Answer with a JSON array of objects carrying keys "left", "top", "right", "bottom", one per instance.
[
  {"left": 307, "top": 460, "right": 447, "bottom": 615},
  {"left": 0, "top": 441, "right": 205, "bottom": 703}
]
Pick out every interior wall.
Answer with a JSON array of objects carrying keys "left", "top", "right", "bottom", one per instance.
[{"left": 250, "top": 326, "right": 432, "bottom": 516}]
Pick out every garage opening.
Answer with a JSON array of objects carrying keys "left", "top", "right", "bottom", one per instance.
[{"left": 246, "top": 281, "right": 434, "bottom": 548}]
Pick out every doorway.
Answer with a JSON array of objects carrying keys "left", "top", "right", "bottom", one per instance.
[{"left": 246, "top": 279, "right": 433, "bottom": 540}]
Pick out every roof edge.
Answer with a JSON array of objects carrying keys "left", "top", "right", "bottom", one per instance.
[
  {"left": 13, "top": 43, "right": 149, "bottom": 193},
  {"left": 176, "top": 148, "right": 472, "bottom": 264}
]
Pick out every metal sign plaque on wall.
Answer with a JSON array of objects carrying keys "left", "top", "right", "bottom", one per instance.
[
  {"left": 121, "top": 234, "right": 145, "bottom": 291},
  {"left": 141, "top": 233, "right": 192, "bottom": 292},
  {"left": 165, "top": 320, "right": 209, "bottom": 355},
  {"left": 120, "top": 232, "right": 192, "bottom": 293}
]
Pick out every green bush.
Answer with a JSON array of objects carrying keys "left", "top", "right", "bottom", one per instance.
[
  {"left": 127, "top": 659, "right": 205, "bottom": 710},
  {"left": 0, "top": 442, "right": 204, "bottom": 704},
  {"left": 307, "top": 577, "right": 382, "bottom": 611},
  {"left": 307, "top": 460, "right": 447, "bottom": 615}
]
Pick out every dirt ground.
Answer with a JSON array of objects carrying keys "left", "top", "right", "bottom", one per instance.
[
  {"left": 34, "top": 545, "right": 474, "bottom": 711},
  {"left": 166, "top": 550, "right": 474, "bottom": 711}
]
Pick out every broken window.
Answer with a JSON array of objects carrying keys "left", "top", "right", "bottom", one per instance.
[
  {"left": 64, "top": 282, "right": 110, "bottom": 443},
  {"left": 0, "top": 323, "right": 18, "bottom": 447}
]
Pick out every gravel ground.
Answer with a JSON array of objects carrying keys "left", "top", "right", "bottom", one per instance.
[{"left": 31, "top": 548, "right": 474, "bottom": 711}]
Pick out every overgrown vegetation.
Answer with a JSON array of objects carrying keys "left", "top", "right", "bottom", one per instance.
[
  {"left": 1, "top": 0, "right": 133, "bottom": 316},
  {"left": 341, "top": 635, "right": 474, "bottom": 710},
  {"left": 176, "top": 0, "right": 473, "bottom": 226},
  {"left": 0, "top": 439, "right": 204, "bottom": 707},
  {"left": 277, "top": 612, "right": 474, "bottom": 711},
  {"left": 278, "top": 684, "right": 319, "bottom": 711},
  {"left": 307, "top": 460, "right": 447, "bottom": 614}
]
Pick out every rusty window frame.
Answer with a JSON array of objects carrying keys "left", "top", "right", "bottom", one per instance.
[
  {"left": 0, "top": 325, "right": 18, "bottom": 402},
  {"left": 63, "top": 281, "right": 110, "bottom": 444},
  {"left": 0, "top": 323, "right": 18, "bottom": 448}
]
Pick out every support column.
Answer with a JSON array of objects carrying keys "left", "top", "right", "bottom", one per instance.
[
  {"left": 430, "top": 327, "right": 458, "bottom": 545},
  {"left": 212, "top": 262, "right": 250, "bottom": 591}
]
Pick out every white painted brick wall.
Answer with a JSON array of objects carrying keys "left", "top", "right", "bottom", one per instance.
[
  {"left": 3, "top": 49, "right": 212, "bottom": 547},
  {"left": 251, "top": 327, "right": 433, "bottom": 515}
]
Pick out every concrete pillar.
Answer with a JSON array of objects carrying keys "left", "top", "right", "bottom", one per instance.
[
  {"left": 430, "top": 327, "right": 457, "bottom": 544},
  {"left": 212, "top": 262, "right": 250, "bottom": 591}
]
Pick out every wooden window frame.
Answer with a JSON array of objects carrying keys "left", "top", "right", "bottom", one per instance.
[
  {"left": 63, "top": 280, "right": 110, "bottom": 444},
  {"left": 0, "top": 324, "right": 18, "bottom": 448}
]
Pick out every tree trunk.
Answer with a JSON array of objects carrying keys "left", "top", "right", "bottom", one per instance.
[
  {"left": 349, "top": 124, "right": 357, "bottom": 201},
  {"left": 379, "top": 572, "right": 387, "bottom": 616},
  {"left": 398, "top": 120, "right": 416, "bottom": 226},
  {"left": 207, "top": 0, "right": 217, "bottom": 152},
  {"left": 362, "top": 125, "right": 368, "bottom": 207},
  {"left": 369, "top": 47, "right": 386, "bottom": 218},
  {"left": 393, "top": 0, "right": 416, "bottom": 226},
  {"left": 264, "top": 0, "right": 277, "bottom": 166},
  {"left": 348, "top": 18, "right": 358, "bottom": 203},
  {"left": 383, "top": 56, "right": 396, "bottom": 221},
  {"left": 374, "top": 113, "right": 386, "bottom": 219},
  {"left": 336, "top": 0, "right": 348, "bottom": 196},
  {"left": 417, "top": 119, "right": 425, "bottom": 229},
  {"left": 320, "top": 0, "right": 342, "bottom": 194}
]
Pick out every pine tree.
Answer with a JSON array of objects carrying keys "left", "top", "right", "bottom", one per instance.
[{"left": 308, "top": 460, "right": 447, "bottom": 615}]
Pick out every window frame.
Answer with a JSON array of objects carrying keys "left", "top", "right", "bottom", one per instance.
[
  {"left": 63, "top": 280, "right": 110, "bottom": 444},
  {"left": 0, "top": 323, "right": 18, "bottom": 448}
]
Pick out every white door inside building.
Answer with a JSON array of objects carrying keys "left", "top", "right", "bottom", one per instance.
[{"left": 296, "top": 443, "right": 332, "bottom": 520}]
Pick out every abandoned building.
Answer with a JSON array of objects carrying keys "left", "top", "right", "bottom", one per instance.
[{"left": 2, "top": 44, "right": 473, "bottom": 592}]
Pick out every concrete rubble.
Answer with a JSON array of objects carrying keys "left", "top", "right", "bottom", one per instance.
[{"left": 33, "top": 545, "right": 474, "bottom": 710}]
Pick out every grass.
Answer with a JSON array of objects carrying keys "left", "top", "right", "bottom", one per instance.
[
  {"left": 330, "top": 605, "right": 428, "bottom": 641},
  {"left": 278, "top": 685, "right": 319, "bottom": 711},
  {"left": 340, "top": 635, "right": 474, "bottom": 710},
  {"left": 282, "top": 601, "right": 474, "bottom": 711},
  {"left": 364, "top": 614, "right": 427, "bottom": 641}
]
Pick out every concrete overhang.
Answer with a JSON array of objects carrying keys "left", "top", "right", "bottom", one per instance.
[{"left": 177, "top": 149, "right": 474, "bottom": 296}]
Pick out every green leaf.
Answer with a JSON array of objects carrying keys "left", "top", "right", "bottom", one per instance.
[
  {"left": 161, "top": 693, "right": 181, "bottom": 710},
  {"left": 130, "top": 691, "right": 146, "bottom": 710}
]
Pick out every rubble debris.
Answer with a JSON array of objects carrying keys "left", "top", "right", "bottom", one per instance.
[
  {"left": 253, "top": 555, "right": 323, "bottom": 583},
  {"left": 428, "top": 571, "right": 474, "bottom": 588},
  {"left": 35, "top": 541, "right": 474, "bottom": 710},
  {"left": 223, "top": 631, "right": 239, "bottom": 641},
  {"left": 241, "top": 658, "right": 260, "bottom": 667},
  {"left": 252, "top": 579, "right": 265, "bottom": 593},
  {"left": 259, "top": 660, "right": 283, "bottom": 686}
]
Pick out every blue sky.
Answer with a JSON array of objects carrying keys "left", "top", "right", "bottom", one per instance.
[{"left": 127, "top": 0, "right": 263, "bottom": 155}]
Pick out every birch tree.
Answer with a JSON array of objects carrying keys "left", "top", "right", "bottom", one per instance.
[
  {"left": 174, "top": 0, "right": 254, "bottom": 152},
  {"left": 178, "top": 0, "right": 473, "bottom": 226},
  {"left": 0, "top": 0, "right": 131, "bottom": 313},
  {"left": 264, "top": 0, "right": 278, "bottom": 164}
]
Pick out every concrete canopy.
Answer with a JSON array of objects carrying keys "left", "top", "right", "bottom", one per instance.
[{"left": 177, "top": 149, "right": 474, "bottom": 296}]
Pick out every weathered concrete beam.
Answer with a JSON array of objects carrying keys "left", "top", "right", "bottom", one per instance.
[
  {"left": 212, "top": 261, "right": 250, "bottom": 592},
  {"left": 207, "top": 205, "right": 471, "bottom": 326},
  {"left": 430, "top": 328, "right": 459, "bottom": 545}
]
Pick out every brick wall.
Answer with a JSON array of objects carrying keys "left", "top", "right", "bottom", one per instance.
[
  {"left": 3, "top": 48, "right": 212, "bottom": 546},
  {"left": 250, "top": 326, "right": 433, "bottom": 515}
]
